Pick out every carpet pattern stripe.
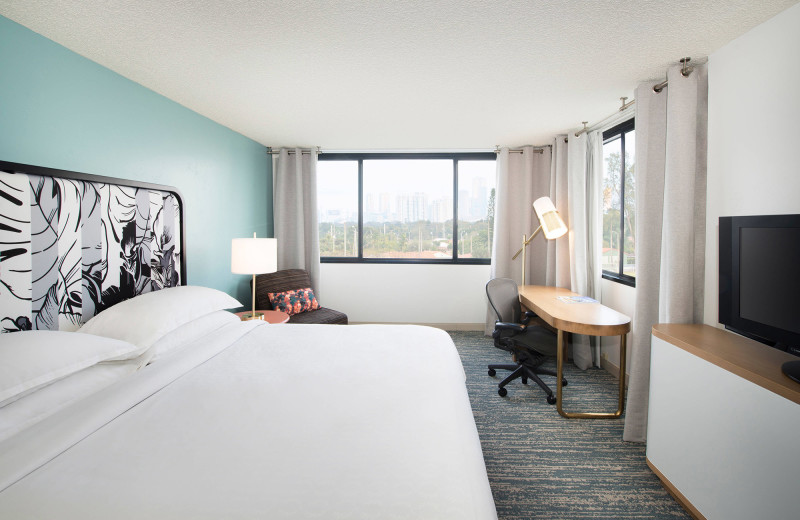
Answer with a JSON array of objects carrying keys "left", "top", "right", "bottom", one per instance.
[{"left": 448, "top": 331, "right": 689, "bottom": 520}]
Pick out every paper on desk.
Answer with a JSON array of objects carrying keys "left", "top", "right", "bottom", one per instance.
[{"left": 556, "top": 296, "right": 598, "bottom": 304}]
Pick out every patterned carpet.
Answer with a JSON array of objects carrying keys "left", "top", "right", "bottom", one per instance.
[{"left": 448, "top": 331, "right": 689, "bottom": 520}]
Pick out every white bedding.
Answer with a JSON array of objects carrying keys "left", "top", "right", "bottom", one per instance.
[{"left": 0, "top": 322, "right": 496, "bottom": 519}]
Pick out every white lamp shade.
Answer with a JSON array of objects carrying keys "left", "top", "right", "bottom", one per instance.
[
  {"left": 532, "top": 196, "right": 568, "bottom": 240},
  {"left": 231, "top": 238, "right": 278, "bottom": 274}
]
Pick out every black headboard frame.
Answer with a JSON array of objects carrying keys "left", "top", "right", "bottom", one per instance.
[{"left": 0, "top": 160, "right": 186, "bottom": 332}]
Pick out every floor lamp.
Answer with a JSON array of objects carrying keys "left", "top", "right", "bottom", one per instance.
[
  {"left": 512, "top": 196, "right": 568, "bottom": 286},
  {"left": 231, "top": 233, "right": 278, "bottom": 321}
]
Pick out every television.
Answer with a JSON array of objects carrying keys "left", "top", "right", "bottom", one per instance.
[{"left": 719, "top": 214, "right": 800, "bottom": 383}]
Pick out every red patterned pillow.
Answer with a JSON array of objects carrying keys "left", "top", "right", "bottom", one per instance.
[{"left": 267, "top": 287, "right": 320, "bottom": 316}]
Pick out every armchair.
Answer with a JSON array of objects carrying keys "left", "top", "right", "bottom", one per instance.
[
  {"left": 254, "top": 269, "right": 348, "bottom": 324},
  {"left": 486, "top": 278, "right": 566, "bottom": 403}
]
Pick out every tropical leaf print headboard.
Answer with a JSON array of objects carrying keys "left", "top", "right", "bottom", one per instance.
[{"left": 0, "top": 161, "right": 185, "bottom": 332}]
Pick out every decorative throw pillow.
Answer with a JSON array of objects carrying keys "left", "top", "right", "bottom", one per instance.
[{"left": 268, "top": 288, "right": 320, "bottom": 316}]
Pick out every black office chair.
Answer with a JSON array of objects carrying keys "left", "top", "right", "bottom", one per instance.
[{"left": 486, "top": 278, "right": 566, "bottom": 404}]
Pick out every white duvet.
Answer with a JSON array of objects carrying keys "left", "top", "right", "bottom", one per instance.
[{"left": 0, "top": 322, "right": 497, "bottom": 519}]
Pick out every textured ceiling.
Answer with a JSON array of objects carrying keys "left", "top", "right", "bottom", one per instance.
[{"left": 1, "top": 0, "right": 797, "bottom": 149}]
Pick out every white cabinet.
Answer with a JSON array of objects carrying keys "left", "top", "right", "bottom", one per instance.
[{"left": 647, "top": 324, "right": 800, "bottom": 520}]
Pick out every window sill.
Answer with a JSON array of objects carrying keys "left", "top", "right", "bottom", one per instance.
[
  {"left": 602, "top": 272, "right": 636, "bottom": 287},
  {"left": 321, "top": 257, "right": 490, "bottom": 265}
]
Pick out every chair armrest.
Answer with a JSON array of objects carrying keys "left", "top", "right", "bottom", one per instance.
[
  {"left": 521, "top": 310, "right": 539, "bottom": 325},
  {"left": 494, "top": 322, "right": 526, "bottom": 333}
]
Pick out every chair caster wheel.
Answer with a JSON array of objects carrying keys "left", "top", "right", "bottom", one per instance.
[
  {"left": 488, "top": 368, "right": 496, "bottom": 376},
  {"left": 521, "top": 377, "right": 528, "bottom": 385},
  {"left": 562, "top": 379, "right": 568, "bottom": 386},
  {"left": 547, "top": 395, "right": 557, "bottom": 405},
  {"left": 498, "top": 387, "right": 508, "bottom": 397}
]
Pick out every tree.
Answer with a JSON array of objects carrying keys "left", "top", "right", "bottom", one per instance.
[{"left": 603, "top": 151, "right": 635, "bottom": 257}]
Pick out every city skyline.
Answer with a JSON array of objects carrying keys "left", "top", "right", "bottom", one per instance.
[{"left": 317, "top": 159, "right": 495, "bottom": 224}]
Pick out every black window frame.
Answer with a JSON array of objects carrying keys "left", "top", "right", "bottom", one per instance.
[
  {"left": 318, "top": 152, "right": 496, "bottom": 265},
  {"left": 601, "top": 119, "right": 636, "bottom": 287}
]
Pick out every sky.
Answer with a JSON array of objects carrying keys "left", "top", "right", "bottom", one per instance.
[{"left": 317, "top": 158, "right": 495, "bottom": 219}]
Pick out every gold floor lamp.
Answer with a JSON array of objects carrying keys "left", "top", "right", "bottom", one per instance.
[
  {"left": 231, "top": 233, "right": 278, "bottom": 321},
  {"left": 512, "top": 196, "right": 568, "bottom": 286}
]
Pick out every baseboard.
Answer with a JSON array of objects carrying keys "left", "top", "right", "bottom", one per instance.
[
  {"left": 646, "top": 457, "right": 706, "bottom": 520},
  {"left": 599, "top": 356, "right": 629, "bottom": 385},
  {"left": 350, "top": 322, "right": 485, "bottom": 331}
]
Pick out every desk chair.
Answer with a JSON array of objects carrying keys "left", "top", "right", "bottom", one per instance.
[{"left": 486, "top": 278, "right": 566, "bottom": 403}]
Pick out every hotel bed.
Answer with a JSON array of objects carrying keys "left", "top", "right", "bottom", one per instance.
[{"left": 0, "top": 162, "right": 496, "bottom": 518}]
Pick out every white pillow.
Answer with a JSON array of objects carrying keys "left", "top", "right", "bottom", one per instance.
[
  {"left": 78, "top": 286, "right": 241, "bottom": 349},
  {"left": 0, "top": 331, "right": 144, "bottom": 406},
  {"left": 147, "top": 310, "right": 240, "bottom": 361}
]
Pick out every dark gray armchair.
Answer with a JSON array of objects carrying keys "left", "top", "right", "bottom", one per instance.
[
  {"left": 486, "top": 278, "right": 566, "bottom": 403},
  {"left": 254, "top": 269, "right": 348, "bottom": 324}
]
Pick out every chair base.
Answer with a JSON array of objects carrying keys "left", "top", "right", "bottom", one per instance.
[{"left": 488, "top": 363, "right": 567, "bottom": 404}]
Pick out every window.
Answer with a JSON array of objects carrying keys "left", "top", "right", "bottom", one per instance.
[
  {"left": 601, "top": 119, "right": 635, "bottom": 286},
  {"left": 317, "top": 153, "right": 496, "bottom": 263}
]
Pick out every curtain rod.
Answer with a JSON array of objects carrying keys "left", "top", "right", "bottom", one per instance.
[
  {"left": 574, "top": 57, "right": 696, "bottom": 137},
  {"left": 268, "top": 147, "right": 504, "bottom": 155},
  {"left": 574, "top": 97, "right": 636, "bottom": 138},
  {"left": 267, "top": 147, "right": 319, "bottom": 155},
  {"left": 652, "top": 57, "right": 694, "bottom": 93},
  {"left": 494, "top": 145, "right": 548, "bottom": 155}
]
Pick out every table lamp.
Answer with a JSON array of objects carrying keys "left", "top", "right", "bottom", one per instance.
[
  {"left": 231, "top": 233, "right": 278, "bottom": 321},
  {"left": 512, "top": 196, "right": 568, "bottom": 285}
]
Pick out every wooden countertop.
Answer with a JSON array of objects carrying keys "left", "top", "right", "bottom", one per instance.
[
  {"left": 652, "top": 324, "right": 800, "bottom": 406},
  {"left": 518, "top": 285, "right": 631, "bottom": 336}
]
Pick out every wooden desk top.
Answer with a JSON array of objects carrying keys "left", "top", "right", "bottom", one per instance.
[{"left": 518, "top": 285, "right": 631, "bottom": 336}]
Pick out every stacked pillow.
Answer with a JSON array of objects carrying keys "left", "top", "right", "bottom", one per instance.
[
  {"left": 78, "top": 285, "right": 242, "bottom": 359},
  {"left": 0, "top": 286, "right": 243, "bottom": 441}
]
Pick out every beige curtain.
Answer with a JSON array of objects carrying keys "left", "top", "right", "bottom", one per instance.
[
  {"left": 486, "top": 141, "right": 600, "bottom": 370},
  {"left": 546, "top": 135, "right": 601, "bottom": 369},
  {"left": 623, "top": 64, "right": 708, "bottom": 442},
  {"left": 486, "top": 146, "right": 553, "bottom": 334},
  {"left": 545, "top": 137, "right": 571, "bottom": 288},
  {"left": 562, "top": 130, "right": 606, "bottom": 369},
  {"left": 274, "top": 148, "right": 320, "bottom": 292}
]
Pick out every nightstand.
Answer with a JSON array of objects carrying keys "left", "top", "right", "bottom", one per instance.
[{"left": 234, "top": 310, "right": 290, "bottom": 324}]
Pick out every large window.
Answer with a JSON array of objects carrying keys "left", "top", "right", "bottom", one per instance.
[
  {"left": 317, "top": 153, "right": 496, "bottom": 263},
  {"left": 601, "top": 119, "right": 636, "bottom": 286}
]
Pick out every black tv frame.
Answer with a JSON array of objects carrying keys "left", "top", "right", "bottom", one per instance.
[{"left": 719, "top": 214, "right": 800, "bottom": 383}]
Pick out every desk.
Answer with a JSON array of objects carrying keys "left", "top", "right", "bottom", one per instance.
[{"left": 518, "top": 285, "right": 631, "bottom": 419}]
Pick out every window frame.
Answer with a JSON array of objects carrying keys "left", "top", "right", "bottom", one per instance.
[
  {"left": 318, "top": 152, "right": 496, "bottom": 265},
  {"left": 601, "top": 119, "right": 636, "bottom": 287}
]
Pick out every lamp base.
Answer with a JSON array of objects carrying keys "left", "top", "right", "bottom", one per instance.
[{"left": 240, "top": 312, "right": 265, "bottom": 321}]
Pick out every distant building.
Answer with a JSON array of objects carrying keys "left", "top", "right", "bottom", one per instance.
[
  {"left": 397, "top": 192, "right": 427, "bottom": 222},
  {"left": 430, "top": 198, "right": 452, "bottom": 223}
]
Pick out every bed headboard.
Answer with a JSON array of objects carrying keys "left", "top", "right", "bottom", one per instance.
[{"left": 0, "top": 161, "right": 186, "bottom": 332}]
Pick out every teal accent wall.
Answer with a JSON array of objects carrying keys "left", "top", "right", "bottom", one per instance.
[{"left": 0, "top": 16, "right": 272, "bottom": 307}]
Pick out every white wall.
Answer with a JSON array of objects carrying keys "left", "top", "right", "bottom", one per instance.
[
  {"left": 599, "top": 279, "right": 635, "bottom": 374},
  {"left": 703, "top": 2, "right": 800, "bottom": 326},
  {"left": 319, "top": 263, "right": 491, "bottom": 327}
]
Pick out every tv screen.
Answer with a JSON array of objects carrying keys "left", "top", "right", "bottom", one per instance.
[{"left": 719, "top": 214, "right": 800, "bottom": 355}]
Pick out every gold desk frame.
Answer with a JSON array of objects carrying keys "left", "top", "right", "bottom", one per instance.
[{"left": 518, "top": 285, "right": 631, "bottom": 419}]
